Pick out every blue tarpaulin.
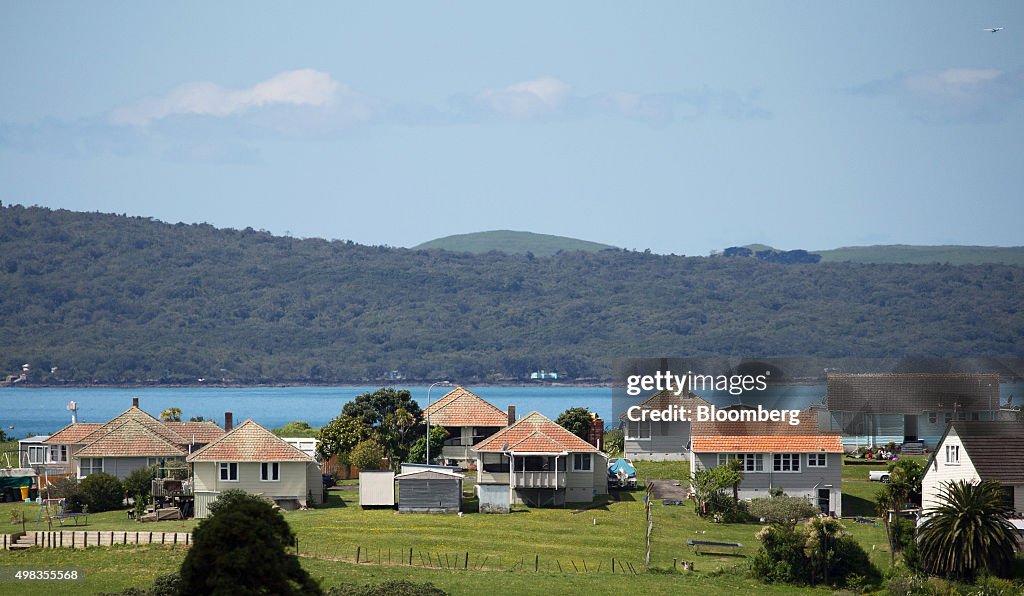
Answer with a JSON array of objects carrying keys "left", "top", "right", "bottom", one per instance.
[{"left": 608, "top": 458, "right": 636, "bottom": 478}]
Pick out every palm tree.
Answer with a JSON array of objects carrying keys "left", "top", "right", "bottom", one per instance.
[
  {"left": 160, "top": 407, "right": 182, "bottom": 422},
  {"left": 804, "top": 516, "right": 846, "bottom": 585},
  {"left": 917, "top": 479, "right": 1017, "bottom": 582}
]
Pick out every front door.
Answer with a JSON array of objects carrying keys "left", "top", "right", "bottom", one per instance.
[
  {"left": 817, "top": 489, "right": 831, "bottom": 514},
  {"left": 903, "top": 415, "right": 918, "bottom": 442}
]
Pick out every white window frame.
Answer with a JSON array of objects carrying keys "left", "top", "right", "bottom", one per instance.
[
  {"left": 927, "top": 412, "right": 937, "bottom": 424},
  {"left": 80, "top": 458, "right": 103, "bottom": 477},
  {"left": 27, "top": 445, "right": 47, "bottom": 465},
  {"left": 572, "top": 453, "right": 592, "bottom": 472},
  {"left": 773, "top": 453, "right": 801, "bottom": 473},
  {"left": 944, "top": 444, "right": 960, "bottom": 465},
  {"left": 717, "top": 453, "right": 764, "bottom": 472},
  {"left": 49, "top": 445, "right": 68, "bottom": 463},
  {"left": 219, "top": 462, "right": 239, "bottom": 481},
  {"left": 261, "top": 462, "right": 281, "bottom": 481},
  {"left": 807, "top": 453, "right": 827, "bottom": 468},
  {"left": 625, "top": 420, "right": 651, "bottom": 441},
  {"left": 944, "top": 412, "right": 952, "bottom": 424}
]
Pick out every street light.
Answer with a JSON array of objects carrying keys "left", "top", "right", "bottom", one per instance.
[{"left": 425, "top": 380, "right": 451, "bottom": 464}]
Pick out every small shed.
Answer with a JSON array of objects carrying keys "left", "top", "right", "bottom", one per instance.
[
  {"left": 359, "top": 470, "right": 396, "bottom": 507},
  {"left": 395, "top": 470, "right": 463, "bottom": 514},
  {"left": 477, "top": 482, "right": 511, "bottom": 514}
]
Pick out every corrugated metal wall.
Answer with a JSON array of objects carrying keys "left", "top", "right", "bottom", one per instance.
[{"left": 396, "top": 478, "right": 460, "bottom": 512}]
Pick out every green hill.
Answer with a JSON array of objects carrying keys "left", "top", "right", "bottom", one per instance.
[
  {"left": 2, "top": 204, "right": 1022, "bottom": 384},
  {"left": 815, "top": 245, "right": 1024, "bottom": 266},
  {"left": 415, "top": 230, "right": 616, "bottom": 256}
]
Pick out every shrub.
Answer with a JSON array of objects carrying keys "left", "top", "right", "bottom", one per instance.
[
  {"left": 44, "top": 476, "right": 87, "bottom": 513},
  {"left": 350, "top": 439, "right": 387, "bottom": 471},
  {"left": 122, "top": 466, "right": 156, "bottom": 504},
  {"left": 80, "top": 473, "right": 124, "bottom": 512},
  {"left": 752, "top": 519, "right": 880, "bottom": 589},
  {"left": 749, "top": 495, "right": 819, "bottom": 527}
]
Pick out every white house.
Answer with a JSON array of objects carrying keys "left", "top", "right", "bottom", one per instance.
[{"left": 186, "top": 419, "right": 324, "bottom": 518}]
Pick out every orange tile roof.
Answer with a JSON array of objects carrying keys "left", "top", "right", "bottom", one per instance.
[
  {"left": 692, "top": 434, "right": 843, "bottom": 453},
  {"left": 186, "top": 419, "right": 315, "bottom": 462},
  {"left": 78, "top": 406, "right": 187, "bottom": 445},
  {"left": 74, "top": 419, "right": 187, "bottom": 458},
  {"left": 424, "top": 386, "right": 508, "bottom": 427},
  {"left": 164, "top": 421, "right": 226, "bottom": 444},
  {"left": 474, "top": 412, "right": 599, "bottom": 453},
  {"left": 45, "top": 423, "right": 104, "bottom": 445}
]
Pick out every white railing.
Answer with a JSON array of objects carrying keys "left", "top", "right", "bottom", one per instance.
[{"left": 512, "top": 471, "right": 566, "bottom": 489}]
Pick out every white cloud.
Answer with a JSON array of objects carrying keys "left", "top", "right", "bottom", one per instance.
[
  {"left": 904, "top": 68, "right": 1002, "bottom": 99},
  {"left": 478, "top": 76, "right": 570, "bottom": 117},
  {"left": 112, "top": 69, "right": 343, "bottom": 126}
]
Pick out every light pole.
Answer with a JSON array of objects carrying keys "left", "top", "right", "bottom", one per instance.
[{"left": 425, "top": 380, "right": 451, "bottom": 464}]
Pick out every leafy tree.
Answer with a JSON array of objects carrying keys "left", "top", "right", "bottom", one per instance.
[
  {"left": 160, "top": 407, "right": 181, "bottom": 422},
  {"left": 749, "top": 495, "right": 818, "bottom": 527},
  {"left": 603, "top": 428, "right": 624, "bottom": 456},
  {"left": 342, "top": 388, "right": 423, "bottom": 466},
  {"left": 690, "top": 464, "right": 742, "bottom": 519},
  {"left": 752, "top": 518, "right": 878, "bottom": 588},
  {"left": 876, "top": 458, "right": 926, "bottom": 563},
  {"left": 80, "top": 473, "right": 124, "bottom": 512},
  {"left": 917, "top": 480, "right": 1018, "bottom": 581},
  {"left": 273, "top": 421, "right": 319, "bottom": 438},
  {"left": 180, "top": 489, "right": 322, "bottom": 595},
  {"left": 554, "top": 407, "right": 592, "bottom": 440},
  {"left": 408, "top": 426, "right": 449, "bottom": 464},
  {"left": 122, "top": 465, "right": 156, "bottom": 506},
  {"left": 350, "top": 439, "right": 387, "bottom": 471},
  {"left": 317, "top": 415, "right": 372, "bottom": 461}
]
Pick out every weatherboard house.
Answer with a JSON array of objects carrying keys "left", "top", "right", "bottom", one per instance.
[
  {"left": 472, "top": 412, "right": 608, "bottom": 510},
  {"left": 621, "top": 389, "right": 712, "bottom": 461},
  {"left": 825, "top": 373, "right": 1003, "bottom": 450},
  {"left": 921, "top": 420, "right": 1024, "bottom": 520},
  {"left": 186, "top": 419, "right": 324, "bottom": 518},
  {"left": 422, "top": 386, "right": 513, "bottom": 467},
  {"left": 43, "top": 398, "right": 225, "bottom": 481}
]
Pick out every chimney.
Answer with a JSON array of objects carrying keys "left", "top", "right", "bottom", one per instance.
[
  {"left": 224, "top": 412, "right": 233, "bottom": 432},
  {"left": 132, "top": 397, "right": 139, "bottom": 408},
  {"left": 507, "top": 405, "right": 516, "bottom": 427},
  {"left": 588, "top": 414, "right": 604, "bottom": 450}
]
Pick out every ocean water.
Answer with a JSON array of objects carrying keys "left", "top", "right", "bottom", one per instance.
[{"left": 2, "top": 382, "right": 1020, "bottom": 439}]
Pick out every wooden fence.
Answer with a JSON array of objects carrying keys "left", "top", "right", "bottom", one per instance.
[{"left": 2, "top": 531, "right": 191, "bottom": 549}]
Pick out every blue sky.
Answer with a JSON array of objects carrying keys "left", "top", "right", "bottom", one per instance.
[{"left": 1, "top": 2, "right": 1021, "bottom": 255}]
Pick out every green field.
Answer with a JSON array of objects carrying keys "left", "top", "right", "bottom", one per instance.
[
  {"left": 0, "top": 459, "right": 960, "bottom": 594},
  {"left": 414, "top": 230, "right": 617, "bottom": 256}
]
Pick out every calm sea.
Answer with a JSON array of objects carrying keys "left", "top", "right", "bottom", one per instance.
[{"left": 1, "top": 383, "right": 1020, "bottom": 439}]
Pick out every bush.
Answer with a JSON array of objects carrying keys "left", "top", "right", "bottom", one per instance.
[
  {"left": 122, "top": 466, "right": 156, "bottom": 505},
  {"left": 752, "top": 519, "right": 880, "bottom": 589},
  {"left": 883, "top": 566, "right": 930, "bottom": 596},
  {"left": 350, "top": 439, "right": 387, "bottom": 471},
  {"left": 180, "top": 490, "right": 321, "bottom": 595},
  {"left": 749, "top": 495, "right": 819, "bottom": 526},
  {"left": 751, "top": 524, "right": 807, "bottom": 584},
  {"left": 44, "top": 476, "right": 87, "bottom": 513},
  {"left": 80, "top": 473, "right": 125, "bottom": 512}
]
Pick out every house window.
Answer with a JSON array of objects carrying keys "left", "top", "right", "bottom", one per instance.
[
  {"left": 27, "top": 446, "right": 47, "bottom": 465},
  {"left": 572, "top": 453, "right": 592, "bottom": 472},
  {"left": 717, "top": 453, "right": 763, "bottom": 472},
  {"left": 944, "top": 412, "right": 952, "bottom": 424},
  {"left": 625, "top": 420, "right": 651, "bottom": 440},
  {"left": 956, "top": 412, "right": 966, "bottom": 421},
  {"left": 773, "top": 453, "right": 800, "bottom": 472},
  {"left": 970, "top": 412, "right": 980, "bottom": 421},
  {"left": 807, "top": 454, "right": 827, "bottom": 467},
  {"left": 261, "top": 462, "right": 280, "bottom": 481},
  {"left": 481, "top": 452, "right": 510, "bottom": 473},
  {"left": 944, "top": 445, "right": 960, "bottom": 465},
  {"left": 927, "top": 412, "right": 937, "bottom": 424},
  {"left": 219, "top": 462, "right": 238, "bottom": 481},
  {"left": 80, "top": 458, "right": 103, "bottom": 477},
  {"left": 49, "top": 445, "right": 68, "bottom": 463}
]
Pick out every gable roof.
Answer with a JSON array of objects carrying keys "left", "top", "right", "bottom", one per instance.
[
  {"left": 618, "top": 389, "right": 710, "bottom": 420},
  {"left": 44, "top": 423, "right": 105, "bottom": 445},
  {"left": 473, "top": 411, "right": 599, "bottom": 454},
  {"left": 827, "top": 373, "right": 1000, "bottom": 414},
  {"left": 186, "top": 419, "right": 315, "bottom": 462},
  {"left": 164, "top": 421, "right": 227, "bottom": 444},
  {"left": 692, "top": 434, "right": 844, "bottom": 453},
  {"left": 74, "top": 419, "right": 187, "bottom": 458},
  {"left": 395, "top": 470, "right": 464, "bottom": 480},
  {"left": 423, "top": 386, "right": 508, "bottom": 427},
  {"left": 926, "top": 420, "right": 1024, "bottom": 484},
  {"left": 77, "top": 406, "right": 188, "bottom": 446}
]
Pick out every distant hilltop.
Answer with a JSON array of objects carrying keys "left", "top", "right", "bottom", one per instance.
[
  {"left": 724, "top": 244, "right": 1024, "bottom": 266},
  {"left": 414, "top": 230, "right": 617, "bottom": 257}
]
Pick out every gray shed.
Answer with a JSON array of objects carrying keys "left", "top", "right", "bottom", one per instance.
[
  {"left": 359, "top": 470, "right": 395, "bottom": 507},
  {"left": 395, "top": 470, "right": 463, "bottom": 514}
]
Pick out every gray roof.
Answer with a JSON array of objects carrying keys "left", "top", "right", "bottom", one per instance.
[
  {"left": 395, "top": 470, "right": 464, "bottom": 481},
  {"left": 827, "top": 373, "right": 1000, "bottom": 414},
  {"left": 948, "top": 420, "right": 1024, "bottom": 484}
]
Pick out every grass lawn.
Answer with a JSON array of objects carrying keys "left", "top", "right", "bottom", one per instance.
[{"left": 0, "top": 459, "right": 901, "bottom": 594}]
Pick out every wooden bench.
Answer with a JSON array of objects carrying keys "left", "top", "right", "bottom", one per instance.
[{"left": 687, "top": 539, "right": 743, "bottom": 554}]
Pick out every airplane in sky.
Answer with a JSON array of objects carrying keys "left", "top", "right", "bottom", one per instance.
[{"left": 984, "top": 27, "right": 1004, "bottom": 33}]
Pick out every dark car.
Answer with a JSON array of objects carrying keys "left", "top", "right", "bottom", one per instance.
[{"left": 322, "top": 473, "right": 336, "bottom": 488}]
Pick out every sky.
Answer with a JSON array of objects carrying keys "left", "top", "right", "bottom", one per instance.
[{"left": 1, "top": 2, "right": 1022, "bottom": 255}]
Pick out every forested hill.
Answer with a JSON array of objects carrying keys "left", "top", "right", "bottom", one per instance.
[{"left": 1, "top": 204, "right": 1022, "bottom": 385}]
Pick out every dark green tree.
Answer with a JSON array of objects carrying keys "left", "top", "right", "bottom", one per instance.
[
  {"left": 917, "top": 480, "right": 1018, "bottom": 581},
  {"left": 180, "top": 490, "right": 322, "bottom": 595},
  {"left": 79, "top": 473, "right": 124, "bottom": 512},
  {"left": 317, "top": 415, "right": 372, "bottom": 461},
  {"left": 342, "top": 388, "right": 423, "bottom": 466},
  {"left": 408, "top": 426, "right": 449, "bottom": 464},
  {"left": 350, "top": 439, "right": 387, "bottom": 471},
  {"left": 554, "top": 407, "right": 592, "bottom": 439}
]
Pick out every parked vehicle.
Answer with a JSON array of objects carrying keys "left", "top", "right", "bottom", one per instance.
[
  {"left": 607, "top": 458, "right": 637, "bottom": 489},
  {"left": 868, "top": 470, "right": 890, "bottom": 483}
]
